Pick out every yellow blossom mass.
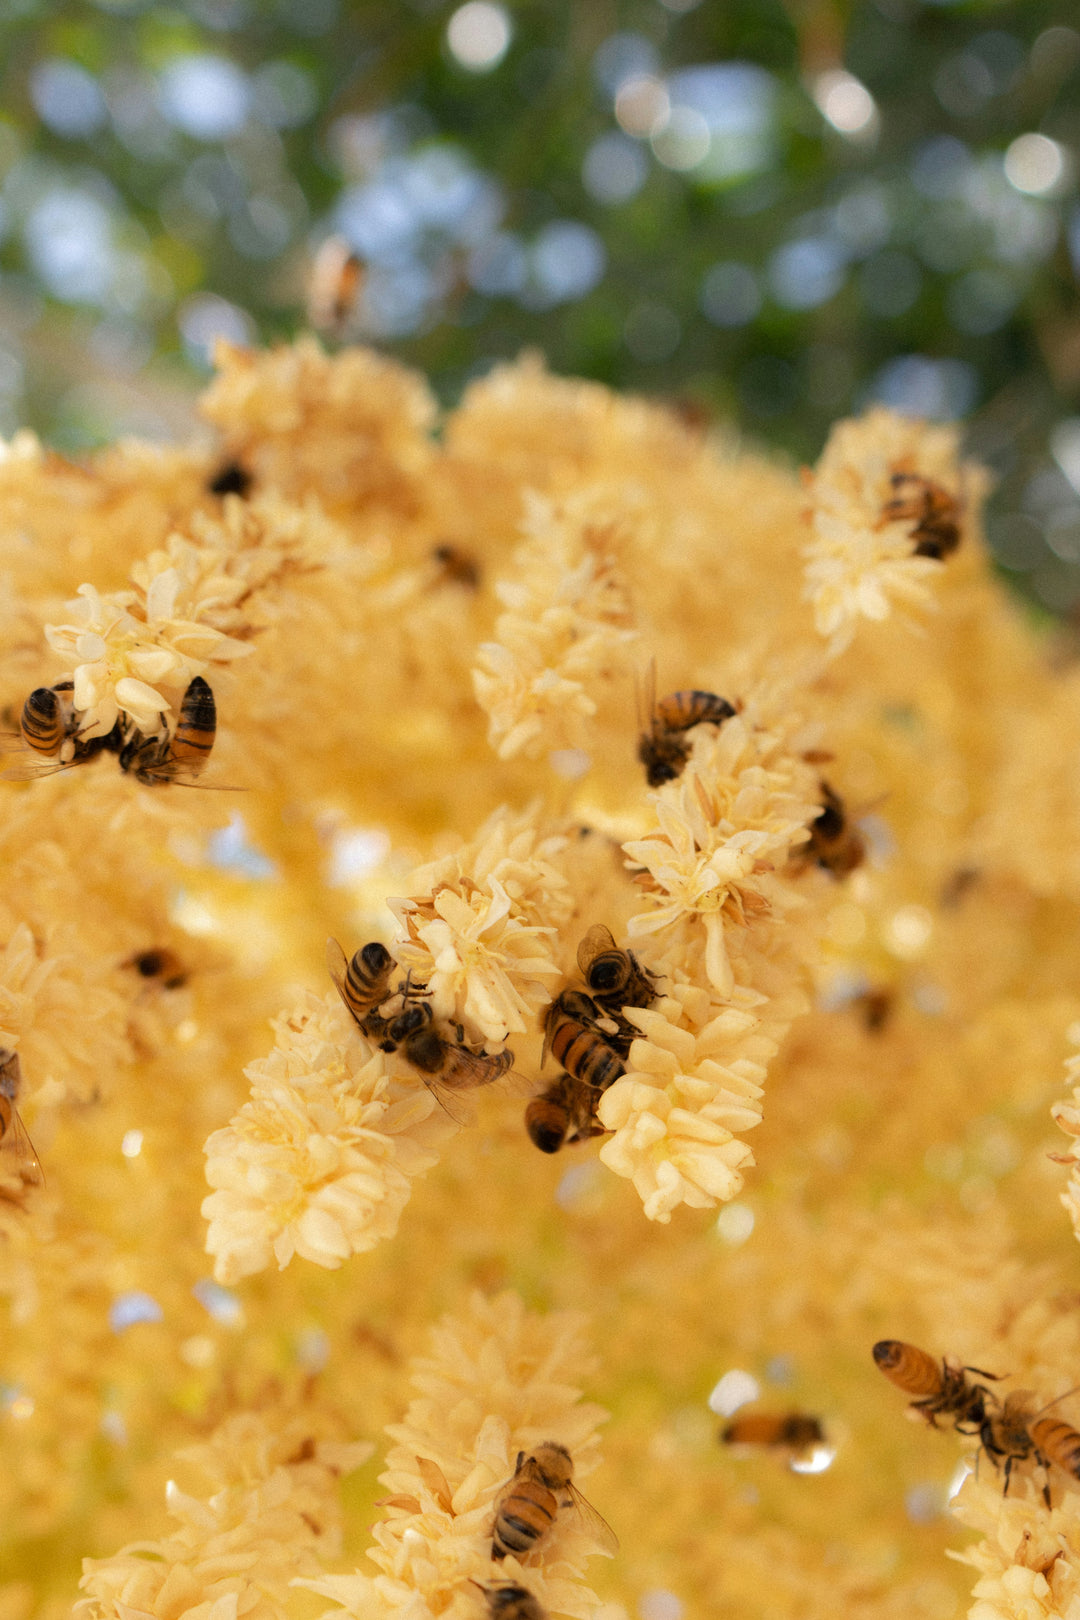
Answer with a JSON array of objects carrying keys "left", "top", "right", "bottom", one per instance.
[{"left": 2, "top": 339, "right": 1080, "bottom": 1620}]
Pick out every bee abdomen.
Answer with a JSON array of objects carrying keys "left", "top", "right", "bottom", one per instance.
[
  {"left": 553, "top": 1027, "right": 624, "bottom": 1090},
  {"left": 20, "top": 687, "right": 64, "bottom": 755},
  {"left": 1032, "top": 1419, "right": 1080, "bottom": 1477},
  {"left": 656, "top": 690, "right": 735, "bottom": 733},
  {"left": 494, "top": 1501, "right": 556, "bottom": 1559},
  {"left": 170, "top": 677, "right": 216, "bottom": 772},
  {"left": 873, "top": 1340, "right": 939, "bottom": 1397}
]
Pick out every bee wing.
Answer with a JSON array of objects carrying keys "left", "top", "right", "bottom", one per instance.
[
  {"left": 421, "top": 1075, "right": 472, "bottom": 1126},
  {"left": 0, "top": 757, "right": 73, "bottom": 781},
  {"left": 565, "top": 1482, "right": 619, "bottom": 1555},
  {"left": 577, "top": 925, "right": 616, "bottom": 979},
  {"left": 325, "top": 938, "right": 357, "bottom": 1022},
  {"left": 636, "top": 658, "right": 657, "bottom": 737},
  {"left": 440, "top": 1044, "right": 514, "bottom": 1091},
  {"left": 0, "top": 1103, "right": 44, "bottom": 1189}
]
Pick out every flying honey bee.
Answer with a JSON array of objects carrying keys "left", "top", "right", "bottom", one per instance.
[
  {"left": 524, "top": 1072, "right": 608, "bottom": 1155},
  {"left": 307, "top": 236, "right": 366, "bottom": 335},
  {"left": 721, "top": 1411, "right": 825, "bottom": 1453},
  {"left": 475, "top": 1583, "right": 546, "bottom": 1620},
  {"left": 4, "top": 680, "right": 123, "bottom": 777},
  {"left": 125, "top": 948, "right": 188, "bottom": 990},
  {"left": 491, "top": 1442, "right": 618, "bottom": 1564},
  {"left": 872, "top": 1339, "right": 1001, "bottom": 1431},
  {"left": 119, "top": 676, "right": 217, "bottom": 786},
  {"left": 576, "top": 925, "right": 657, "bottom": 1046},
  {"left": 882, "top": 469, "right": 962, "bottom": 560},
  {"left": 0, "top": 1048, "right": 44, "bottom": 1198},
  {"left": 978, "top": 1389, "right": 1080, "bottom": 1507},
  {"left": 207, "top": 460, "right": 252, "bottom": 499},
  {"left": 326, "top": 938, "right": 398, "bottom": 1040},
  {"left": 804, "top": 781, "right": 865, "bottom": 878},
  {"left": 432, "top": 543, "right": 481, "bottom": 590},
  {"left": 855, "top": 987, "right": 892, "bottom": 1034},
  {"left": 382, "top": 997, "right": 514, "bottom": 1121},
  {"left": 543, "top": 992, "right": 625, "bottom": 1092},
  {"left": 637, "top": 663, "right": 736, "bottom": 788}
]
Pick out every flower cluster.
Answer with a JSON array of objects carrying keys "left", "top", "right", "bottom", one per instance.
[
  {"left": 1050, "top": 1036, "right": 1080, "bottom": 1243},
  {"left": 950, "top": 1468, "right": 1080, "bottom": 1620},
  {"left": 388, "top": 804, "right": 573, "bottom": 1046},
  {"left": 203, "top": 990, "right": 456, "bottom": 1284},
  {"left": 473, "top": 487, "right": 638, "bottom": 761},
  {"left": 623, "top": 714, "right": 822, "bottom": 999},
  {"left": 44, "top": 580, "right": 251, "bottom": 741},
  {"left": 299, "top": 1290, "right": 612, "bottom": 1620},
  {"left": 77, "top": 1405, "right": 373, "bottom": 1620},
  {"left": 803, "top": 406, "right": 965, "bottom": 654}
]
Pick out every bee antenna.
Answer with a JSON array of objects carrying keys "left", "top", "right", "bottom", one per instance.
[{"left": 1033, "top": 1383, "right": 1080, "bottom": 1419}]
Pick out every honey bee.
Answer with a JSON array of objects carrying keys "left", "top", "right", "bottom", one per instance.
[
  {"left": 872, "top": 1340, "right": 1001, "bottom": 1431},
  {"left": 855, "top": 987, "right": 892, "bottom": 1034},
  {"left": 978, "top": 1389, "right": 1080, "bottom": 1507},
  {"left": 475, "top": 1583, "right": 546, "bottom": 1620},
  {"left": 543, "top": 992, "right": 625, "bottom": 1092},
  {"left": 883, "top": 469, "right": 962, "bottom": 560},
  {"left": 125, "top": 948, "right": 188, "bottom": 990},
  {"left": 119, "top": 676, "right": 217, "bottom": 786},
  {"left": 637, "top": 663, "right": 736, "bottom": 788},
  {"left": 524, "top": 1073, "right": 608, "bottom": 1154},
  {"left": 721, "top": 1411, "right": 825, "bottom": 1452},
  {"left": 6, "top": 681, "right": 123, "bottom": 776},
  {"left": 307, "top": 236, "right": 366, "bottom": 335},
  {"left": 491, "top": 1442, "right": 617, "bottom": 1563},
  {"left": 432, "top": 543, "right": 481, "bottom": 590},
  {"left": 382, "top": 997, "right": 514, "bottom": 1121},
  {"left": 805, "top": 782, "right": 865, "bottom": 878},
  {"left": 326, "top": 938, "right": 397, "bottom": 1039},
  {"left": 576, "top": 925, "right": 657, "bottom": 1045},
  {"left": 208, "top": 460, "right": 252, "bottom": 499},
  {"left": 0, "top": 1048, "right": 44, "bottom": 1197}
]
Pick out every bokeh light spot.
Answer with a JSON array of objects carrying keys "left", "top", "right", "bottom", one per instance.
[
  {"left": 1004, "top": 133, "right": 1069, "bottom": 197},
  {"left": 615, "top": 76, "right": 670, "bottom": 139},
  {"left": 700, "top": 261, "right": 761, "bottom": 328},
  {"left": 583, "top": 133, "right": 647, "bottom": 205},
  {"left": 446, "top": 4, "right": 512, "bottom": 73},
  {"left": 768, "top": 237, "right": 846, "bottom": 310},
  {"left": 30, "top": 60, "right": 107, "bottom": 139},
  {"left": 158, "top": 55, "right": 251, "bottom": 141},
  {"left": 813, "top": 69, "right": 878, "bottom": 138},
  {"left": 708, "top": 1369, "right": 760, "bottom": 1416},
  {"left": 651, "top": 106, "right": 711, "bottom": 171}
]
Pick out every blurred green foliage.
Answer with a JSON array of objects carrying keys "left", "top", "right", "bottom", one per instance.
[{"left": 0, "top": 0, "right": 1079, "bottom": 604}]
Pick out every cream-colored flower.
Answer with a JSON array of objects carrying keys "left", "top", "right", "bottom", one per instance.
[
  {"left": 950, "top": 1466, "right": 1080, "bottom": 1620},
  {"left": 203, "top": 991, "right": 456, "bottom": 1284},
  {"left": 389, "top": 805, "right": 571, "bottom": 1044},
  {"left": 77, "top": 1407, "right": 372, "bottom": 1620},
  {"left": 298, "top": 1291, "right": 612, "bottom": 1620},
  {"left": 131, "top": 490, "right": 351, "bottom": 638},
  {"left": 593, "top": 979, "right": 772, "bottom": 1222},
  {"left": 1050, "top": 1038, "right": 1080, "bottom": 1245},
  {"left": 473, "top": 488, "right": 637, "bottom": 760},
  {"left": 45, "top": 576, "right": 251, "bottom": 740},
  {"left": 622, "top": 717, "right": 820, "bottom": 997},
  {"left": 803, "top": 406, "right": 964, "bottom": 654}
]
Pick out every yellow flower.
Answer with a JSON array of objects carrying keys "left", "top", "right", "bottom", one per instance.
[
  {"left": 389, "top": 804, "right": 570, "bottom": 1044},
  {"left": 298, "top": 1291, "right": 612, "bottom": 1620},
  {"left": 622, "top": 717, "right": 818, "bottom": 997},
  {"left": 203, "top": 992, "right": 455, "bottom": 1283},
  {"left": 803, "top": 405, "right": 964, "bottom": 654}
]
